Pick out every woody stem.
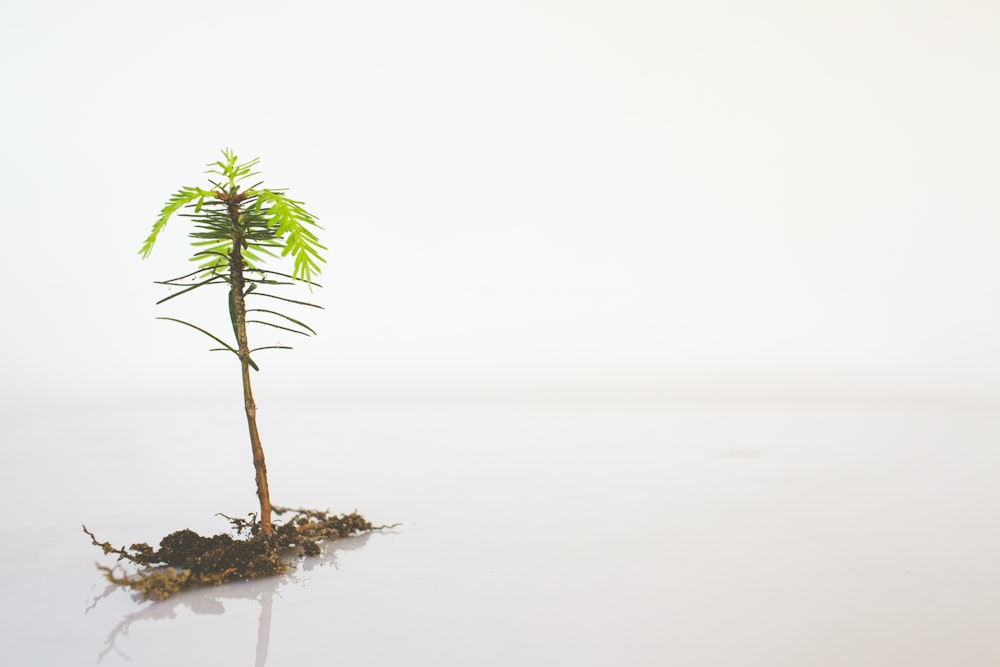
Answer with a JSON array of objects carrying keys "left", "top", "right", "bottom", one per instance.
[{"left": 228, "top": 194, "right": 273, "bottom": 534}]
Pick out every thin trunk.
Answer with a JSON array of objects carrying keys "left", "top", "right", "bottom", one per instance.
[{"left": 228, "top": 194, "right": 273, "bottom": 534}]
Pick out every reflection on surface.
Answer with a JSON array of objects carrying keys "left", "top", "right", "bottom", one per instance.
[
  {"left": 89, "top": 532, "right": 382, "bottom": 666},
  {"left": 256, "top": 584, "right": 272, "bottom": 667},
  {"left": 28, "top": 400, "right": 1000, "bottom": 666}
]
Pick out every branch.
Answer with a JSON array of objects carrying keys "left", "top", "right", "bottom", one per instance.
[
  {"left": 154, "top": 275, "right": 227, "bottom": 305},
  {"left": 247, "top": 320, "right": 312, "bottom": 336},
  {"left": 247, "top": 292, "right": 324, "bottom": 309},
  {"left": 156, "top": 318, "right": 254, "bottom": 368},
  {"left": 246, "top": 308, "right": 317, "bottom": 335},
  {"left": 140, "top": 186, "right": 215, "bottom": 258}
]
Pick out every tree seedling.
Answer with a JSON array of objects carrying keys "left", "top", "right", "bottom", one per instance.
[
  {"left": 142, "top": 148, "right": 326, "bottom": 535},
  {"left": 84, "top": 150, "right": 383, "bottom": 599}
]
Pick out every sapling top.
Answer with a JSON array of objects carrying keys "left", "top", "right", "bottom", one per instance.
[{"left": 140, "top": 149, "right": 326, "bottom": 534}]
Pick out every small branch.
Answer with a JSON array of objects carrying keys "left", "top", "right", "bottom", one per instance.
[
  {"left": 247, "top": 292, "right": 324, "bottom": 309},
  {"left": 154, "top": 276, "right": 227, "bottom": 305},
  {"left": 246, "top": 309, "right": 317, "bottom": 335},
  {"left": 157, "top": 318, "right": 239, "bottom": 356},
  {"left": 247, "top": 268, "right": 324, "bottom": 288},
  {"left": 247, "top": 320, "right": 312, "bottom": 336},
  {"left": 156, "top": 265, "right": 226, "bottom": 285},
  {"left": 249, "top": 345, "right": 293, "bottom": 353}
]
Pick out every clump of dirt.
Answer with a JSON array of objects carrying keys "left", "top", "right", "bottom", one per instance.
[{"left": 83, "top": 507, "right": 380, "bottom": 600}]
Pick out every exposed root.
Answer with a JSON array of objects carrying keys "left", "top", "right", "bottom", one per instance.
[{"left": 84, "top": 508, "right": 386, "bottom": 600}]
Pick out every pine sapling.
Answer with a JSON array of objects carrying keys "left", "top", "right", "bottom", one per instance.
[
  {"left": 139, "top": 149, "right": 326, "bottom": 534},
  {"left": 82, "top": 150, "right": 390, "bottom": 600}
]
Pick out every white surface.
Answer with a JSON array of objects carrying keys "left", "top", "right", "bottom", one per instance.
[{"left": 4, "top": 393, "right": 1000, "bottom": 666}]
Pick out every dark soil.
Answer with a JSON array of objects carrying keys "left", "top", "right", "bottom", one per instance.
[{"left": 84, "top": 507, "right": 382, "bottom": 600}]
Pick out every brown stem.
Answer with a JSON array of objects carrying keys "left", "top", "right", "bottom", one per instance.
[{"left": 228, "top": 191, "right": 273, "bottom": 534}]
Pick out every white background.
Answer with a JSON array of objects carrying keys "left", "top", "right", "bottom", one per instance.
[
  {"left": 5, "top": 4, "right": 1000, "bottom": 665},
  {"left": 2, "top": 0, "right": 1000, "bottom": 410}
]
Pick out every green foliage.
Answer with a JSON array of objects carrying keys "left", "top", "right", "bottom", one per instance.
[
  {"left": 139, "top": 186, "right": 211, "bottom": 260},
  {"left": 141, "top": 149, "right": 326, "bottom": 284},
  {"left": 142, "top": 149, "right": 325, "bottom": 368},
  {"left": 254, "top": 190, "right": 324, "bottom": 280}
]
